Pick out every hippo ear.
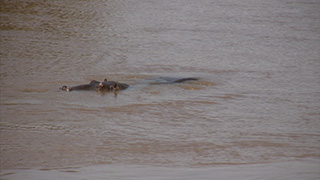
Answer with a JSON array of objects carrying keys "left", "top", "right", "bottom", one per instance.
[{"left": 104, "top": 78, "right": 108, "bottom": 82}]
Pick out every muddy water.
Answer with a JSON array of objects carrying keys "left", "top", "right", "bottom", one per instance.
[{"left": 1, "top": 0, "right": 319, "bottom": 179}]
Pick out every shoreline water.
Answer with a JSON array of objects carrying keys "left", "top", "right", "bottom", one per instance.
[{"left": 1, "top": 159, "right": 319, "bottom": 180}]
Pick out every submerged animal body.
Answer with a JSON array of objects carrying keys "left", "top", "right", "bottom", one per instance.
[
  {"left": 148, "top": 77, "right": 198, "bottom": 85},
  {"left": 60, "top": 77, "right": 197, "bottom": 92}
]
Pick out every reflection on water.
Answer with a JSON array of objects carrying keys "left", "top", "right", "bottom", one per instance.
[{"left": 0, "top": 0, "right": 319, "bottom": 178}]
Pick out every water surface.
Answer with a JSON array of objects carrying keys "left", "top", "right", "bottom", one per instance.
[{"left": 1, "top": 0, "right": 319, "bottom": 179}]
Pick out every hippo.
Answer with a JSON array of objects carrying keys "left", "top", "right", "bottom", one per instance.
[
  {"left": 60, "top": 77, "right": 198, "bottom": 93},
  {"left": 60, "top": 78, "right": 129, "bottom": 92}
]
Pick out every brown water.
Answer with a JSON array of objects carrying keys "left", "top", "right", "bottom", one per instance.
[{"left": 1, "top": 0, "right": 320, "bottom": 179}]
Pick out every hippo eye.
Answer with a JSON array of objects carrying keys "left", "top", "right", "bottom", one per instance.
[{"left": 113, "top": 82, "right": 119, "bottom": 89}]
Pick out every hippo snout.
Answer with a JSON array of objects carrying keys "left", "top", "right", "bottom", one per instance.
[
  {"left": 96, "top": 82, "right": 106, "bottom": 90},
  {"left": 98, "top": 82, "right": 104, "bottom": 88}
]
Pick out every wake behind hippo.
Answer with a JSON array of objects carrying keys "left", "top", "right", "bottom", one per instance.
[{"left": 60, "top": 77, "right": 198, "bottom": 92}]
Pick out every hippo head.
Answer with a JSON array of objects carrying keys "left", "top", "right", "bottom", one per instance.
[
  {"left": 96, "top": 79, "right": 119, "bottom": 91},
  {"left": 60, "top": 85, "right": 72, "bottom": 91}
]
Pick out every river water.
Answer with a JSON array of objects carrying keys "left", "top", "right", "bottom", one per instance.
[{"left": 0, "top": 0, "right": 319, "bottom": 179}]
